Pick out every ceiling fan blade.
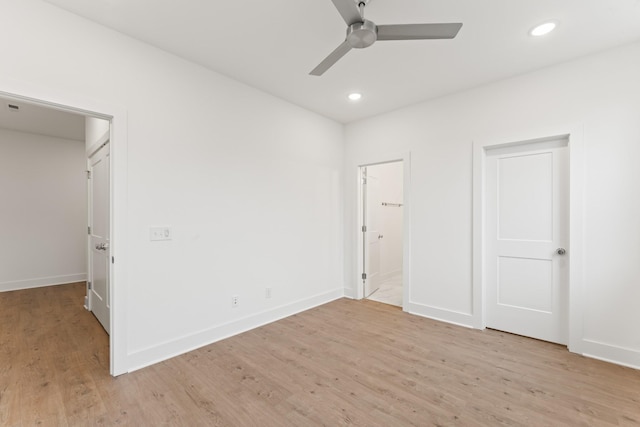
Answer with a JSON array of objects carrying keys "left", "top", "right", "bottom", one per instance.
[
  {"left": 331, "top": 0, "right": 363, "bottom": 26},
  {"left": 310, "top": 40, "right": 352, "bottom": 76},
  {"left": 377, "top": 23, "right": 463, "bottom": 40}
]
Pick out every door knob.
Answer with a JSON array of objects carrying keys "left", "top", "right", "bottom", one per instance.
[
  {"left": 556, "top": 248, "right": 566, "bottom": 255},
  {"left": 95, "top": 243, "right": 110, "bottom": 251},
  {"left": 378, "top": 234, "right": 384, "bottom": 239}
]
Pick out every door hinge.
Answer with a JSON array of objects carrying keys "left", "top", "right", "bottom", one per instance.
[
  {"left": 112, "top": 256, "right": 115, "bottom": 264},
  {"left": 362, "top": 225, "right": 367, "bottom": 232},
  {"left": 362, "top": 273, "right": 367, "bottom": 280},
  {"left": 86, "top": 170, "right": 91, "bottom": 179},
  {"left": 87, "top": 281, "right": 92, "bottom": 290},
  {"left": 88, "top": 226, "right": 91, "bottom": 234}
]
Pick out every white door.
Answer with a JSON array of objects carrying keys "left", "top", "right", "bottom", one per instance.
[
  {"left": 363, "top": 167, "right": 381, "bottom": 298},
  {"left": 485, "top": 138, "right": 569, "bottom": 344},
  {"left": 88, "top": 142, "right": 110, "bottom": 334}
]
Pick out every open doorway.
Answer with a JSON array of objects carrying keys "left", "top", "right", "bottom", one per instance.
[
  {"left": 359, "top": 161, "right": 404, "bottom": 307},
  {"left": 0, "top": 93, "right": 119, "bottom": 374}
]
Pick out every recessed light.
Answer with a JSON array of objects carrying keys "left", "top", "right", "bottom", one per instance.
[
  {"left": 348, "top": 93, "right": 362, "bottom": 101},
  {"left": 530, "top": 21, "right": 557, "bottom": 37}
]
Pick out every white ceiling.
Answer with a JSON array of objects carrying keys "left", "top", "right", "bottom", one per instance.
[
  {"left": 0, "top": 97, "right": 85, "bottom": 141},
  {"left": 43, "top": 0, "right": 640, "bottom": 123}
]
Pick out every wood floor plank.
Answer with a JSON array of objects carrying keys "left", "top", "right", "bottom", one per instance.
[{"left": 2, "top": 284, "right": 640, "bottom": 426}]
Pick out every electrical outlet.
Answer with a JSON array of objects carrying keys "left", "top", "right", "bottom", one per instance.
[
  {"left": 232, "top": 295, "right": 239, "bottom": 308},
  {"left": 265, "top": 288, "right": 272, "bottom": 299}
]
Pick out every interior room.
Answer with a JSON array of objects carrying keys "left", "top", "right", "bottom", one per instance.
[{"left": 1, "top": 0, "right": 639, "bottom": 424}]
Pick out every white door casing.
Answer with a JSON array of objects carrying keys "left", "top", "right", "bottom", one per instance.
[
  {"left": 88, "top": 142, "right": 111, "bottom": 334},
  {"left": 362, "top": 167, "right": 381, "bottom": 298},
  {"left": 485, "top": 137, "right": 569, "bottom": 344},
  {"left": 0, "top": 85, "right": 128, "bottom": 376}
]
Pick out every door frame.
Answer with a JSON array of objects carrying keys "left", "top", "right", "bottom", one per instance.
[
  {"left": 472, "top": 125, "right": 585, "bottom": 354},
  {"left": 355, "top": 152, "right": 411, "bottom": 311},
  {"left": 360, "top": 166, "right": 381, "bottom": 299},
  {"left": 0, "top": 81, "right": 129, "bottom": 376}
]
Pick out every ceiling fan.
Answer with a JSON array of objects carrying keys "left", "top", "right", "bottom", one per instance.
[{"left": 310, "top": 0, "right": 463, "bottom": 76}]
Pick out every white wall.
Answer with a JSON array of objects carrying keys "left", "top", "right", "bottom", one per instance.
[
  {"left": 371, "top": 162, "right": 403, "bottom": 278},
  {"left": 85, "top": 116, "right": 109, "bottom": 153},
  {"left": 0, "top": 128, "right": 86, "bottom": 291},
  {"left": 0, "top": 0, "right": 344, "bottom": 372},
  {"left": 345, "top": 41, "right": 640, "bottom": 368}
]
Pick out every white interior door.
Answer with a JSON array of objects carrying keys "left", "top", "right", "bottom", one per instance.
[
  {"left": 485, "top": 138, "right": 569, "bottom": 344},
  {"left": 88, "top": 142, "right": 110, "bottom": 334},
  {"left": 363, "top": 168, "right": 381, "bottom": 298}
]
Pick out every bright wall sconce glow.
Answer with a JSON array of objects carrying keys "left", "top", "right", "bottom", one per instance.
[
  {"left": 348, "top": 93, "right": 362, "bottom": 101},
  {"left": 530, "top": 22, "right": 557, "bottom": 37}
]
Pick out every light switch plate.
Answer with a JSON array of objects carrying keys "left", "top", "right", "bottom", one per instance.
[{"left": 150, "top": 227, "right": 172, "bottom": 241}]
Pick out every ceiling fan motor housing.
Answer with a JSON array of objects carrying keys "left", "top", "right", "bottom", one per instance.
[
  {"left": 347, "top": 19, "right": 377, "bottom": 48},
  {"left": 309, "top": 0, "right": 462, "bottom": 76}
]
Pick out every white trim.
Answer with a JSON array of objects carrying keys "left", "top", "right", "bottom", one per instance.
[
  {"left": 402, "top": 155, "right": 411, "bottom": 313},
  {"left": 407, "top": 302, "right": 475, "bottom": 329},
  {"left": 472, "top": 125, "right": 585, "bottom": 343},
  {"left": 581, "top": 340, "right": 640, "bottom": 370},
  {"left": 353, "top": 152, "right": 411, "bottom": 313},
  {"left": 0, "top": 79, "right": 129, "bottom": 376},
  {"left": 0, "top": 274, "right": 87, "bottom": 292},
  {"left": 567, "top": 128, "right": 586, "bottom": 355},
  {"left": 127, "top": 287, "right": 345, "bottom": 372},
  {"left": 110, "top": 108, "right": 128, "bottom": 376},
  {"left": 472, "top": 136, "right": 485, "bottom": 329},
  {"left": 86, "top": 156, "right": 92, "bottom": 313},
  {"left": 356, "top": 166, "right": 365, "bottom": 299},
  {"left": 343, "top": 287, "right": 357, "bottom": 299}
]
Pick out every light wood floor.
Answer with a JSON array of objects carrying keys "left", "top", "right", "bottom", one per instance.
[{"left": 2, "top": 283, "right": 639, "bottom": 426}]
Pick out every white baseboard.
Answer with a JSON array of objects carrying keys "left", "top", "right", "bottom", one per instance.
[
  {"left": 127, "top": 287, "right": 345, "bottom": 372},
  {"left": 407, "top": 301, "right": 475, "bottom": 329},
  {"left": 343, "top": 286, "right": 356, "bottom": 299},
  {"left": 580, "top": 339, "right": 640, "bottom": 370},
  {"left": 0, "top": 273, "right": 86, "bottom": 292}
]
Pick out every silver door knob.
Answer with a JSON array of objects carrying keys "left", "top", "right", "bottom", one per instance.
[
  {"left": 95, "top": 243, "right": 110, "bottom": 251},
  {"left": 556, "top": 248, "right": 566, "bottom": 255},
  {"left": 378, "top": 234, "right": 384, "bottom": 239}
]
